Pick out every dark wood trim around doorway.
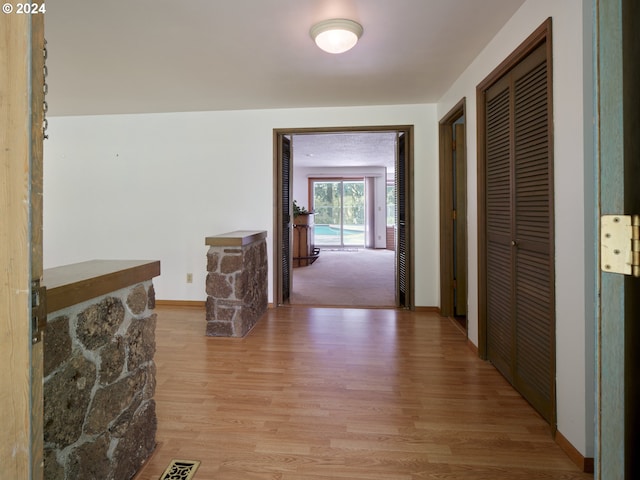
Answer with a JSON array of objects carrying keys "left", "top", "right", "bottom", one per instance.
[
  {"left": 273, "top": 125, "right": 415, "bottom": 309},
  {"left": 439, "top": 98, "right": 467, "bottom": 320}
]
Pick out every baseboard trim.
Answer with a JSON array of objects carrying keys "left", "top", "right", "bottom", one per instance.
[
  {"left": 414, "top": 306, "right": 440, "bottom": 313},
  {"left": 155, "top": 300, "right": 277, "bottom": 309},
  {"left": 554, "top": 430, "right": 594, "bottom": 473},
  {"left": 466, "top": 339, "right": 479, "bottom": 356},
  {"left": 283, "top": 303, "right": 396, "bottom": 309},
  {"left": 155, "top": 300, "right": 205, "bottom": 308}
]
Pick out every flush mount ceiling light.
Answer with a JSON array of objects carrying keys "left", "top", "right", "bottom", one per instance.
[{"left": 310, "top": 18, "right": 363, "bottom": 54}]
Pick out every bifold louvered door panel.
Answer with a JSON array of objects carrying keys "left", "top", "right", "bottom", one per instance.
[
  {"left": 513, "top": 51, "right": 554, "bottom": 422},
  {"left": 486, "top": 80, "right": 514, "bottom": 382},
  {"left": 396, "top": 132, "right": 407, "bottom": 307},
  {"left": 281, "top": 136, "right": 291, "bottom": 302},
  {"left": 485, "top": 43, "right": 555, "bottom": 423}
]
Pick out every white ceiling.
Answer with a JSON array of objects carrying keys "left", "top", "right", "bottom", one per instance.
[
  {"left": 44, "top": 0, "right": 525, "bottom": 172},
  {"left": 45, "top": 0, "right": 525, "bottom": 117},
  {"left": 292, "top": 131, "right": 398, "bottom": 173}
]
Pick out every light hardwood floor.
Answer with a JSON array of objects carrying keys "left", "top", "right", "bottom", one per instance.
[{"left": 135, "top": 306, "right": 592, "bottom": 480}]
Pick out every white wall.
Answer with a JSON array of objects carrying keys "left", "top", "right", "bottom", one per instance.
[
  {"left": 293, "top": 166, "right": 388, "bottom": 248},
  {"left": 437, "top": 0, "right": 594, "bottom": 458},
  {"left": 44, "top": 103, "right": 439, "bottom": 306}
]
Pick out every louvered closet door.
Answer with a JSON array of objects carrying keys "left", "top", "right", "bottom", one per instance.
[
  {"left": 486, "top": 76, "right": 515, "bottom": 383},
  {"left": 485, "top": 43, "right": 555, "bottom": 423},
  {"left": 512, "top": 46, "right": 554, "bottom": 422},
  {"left": 281, "top": 136, "right": 292, "bottom": 302},
  {"left": 396, "top": 132, "right": 408, "bottom": 307}
]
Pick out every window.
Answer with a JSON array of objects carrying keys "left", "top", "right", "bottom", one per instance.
[
  {"left": 386, "top": 183, "right": 395, "bottom": 226},
  {"left": 312, "top": 179, "right": 364, "bottom": 247}
]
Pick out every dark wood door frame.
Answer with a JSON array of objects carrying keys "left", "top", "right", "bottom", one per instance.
[
  {"left": 439, "top": 99, "right": 467, "bottom": 319},
  {"left": 273, "top": 125, "right": 415, "bottom": 308}
]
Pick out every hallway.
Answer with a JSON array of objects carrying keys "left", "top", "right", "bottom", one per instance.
[{"left": 136, "top": 306, "right": 592, "bottom": 479}]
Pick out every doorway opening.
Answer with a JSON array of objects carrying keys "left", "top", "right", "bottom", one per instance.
[
  {"left": 273, "top": 126, "right": 414, "bottom": 309},
  {"left": 439, "top": 99, "right": 468, "bottom": 331}
]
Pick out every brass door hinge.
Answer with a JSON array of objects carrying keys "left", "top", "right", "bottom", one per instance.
[
  {"left": 601, "top": 214, "right": 640, "bottom": 277},
  {"left": 31, "top": 280, "right": 47, "bottom": 344}
]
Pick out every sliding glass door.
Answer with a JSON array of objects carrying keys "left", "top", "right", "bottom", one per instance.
[{"left": 312, "top": 179, "right": 365, "bottom": 247}]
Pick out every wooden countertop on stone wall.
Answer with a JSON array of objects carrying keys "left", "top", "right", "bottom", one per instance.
[
  {"left": 42, "top": 260, "right": 161, "bottom": 314},
  {"left": 205, "top": 230, "right": 267, "bottom": 247}
]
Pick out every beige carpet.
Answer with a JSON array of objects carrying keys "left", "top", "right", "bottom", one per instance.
[{"left": 290, "top": 248, "right": 395, "bottom": 307}]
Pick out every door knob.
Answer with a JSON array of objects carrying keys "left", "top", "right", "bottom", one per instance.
[{"left": 511, "top": 240, "right": 518, "bottom": 247}]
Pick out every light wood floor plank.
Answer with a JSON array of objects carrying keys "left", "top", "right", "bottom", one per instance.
[{"left": 135, "top": 306, "right": 592, "bottom": 480}]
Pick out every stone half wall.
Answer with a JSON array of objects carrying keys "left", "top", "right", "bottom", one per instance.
[
  {"left": 205, "top": 233, "right": 268, "bottom": 337},
  {"left": 43, "top": 281, "right": 157, "bottom": 480}
]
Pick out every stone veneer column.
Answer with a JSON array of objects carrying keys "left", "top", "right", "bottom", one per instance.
[
  {"left": 41, "top": 260, "right": 160, "bottom": 480},
  {"left": 205, "top": 230, "right": 268, "bottom": 337}
]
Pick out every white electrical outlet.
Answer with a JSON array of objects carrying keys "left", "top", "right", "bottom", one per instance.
[{"left": 186, "top": 273, "right": 193, "bottom": 283}]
